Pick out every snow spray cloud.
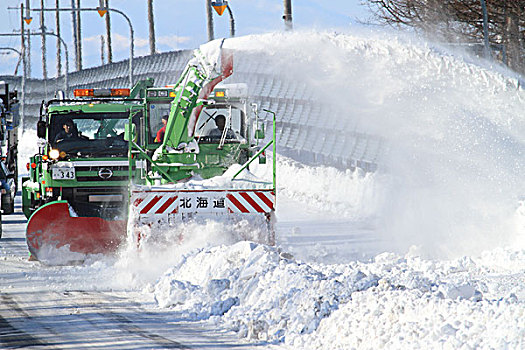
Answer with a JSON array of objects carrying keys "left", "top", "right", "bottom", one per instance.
[
  {"left": 275, "top": 156, "right": 378, "bottom": 220},
  {"left": 115, "top": 217, "right": 270, "bottom": 288},
  {"left": 224, "top": 30, "right": 525, "bottom": 258}
]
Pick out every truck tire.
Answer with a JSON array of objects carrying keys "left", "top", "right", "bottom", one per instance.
[
  {"left": 2, "top": 197, "right": 14, "bottom": 215},
  {"left": 8, "top": 199, "right": 14, "bottom": 214}
]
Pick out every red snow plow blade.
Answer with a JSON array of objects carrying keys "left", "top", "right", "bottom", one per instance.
[{"left": 26, "top": 201, "right": 127, "bottom": 261}]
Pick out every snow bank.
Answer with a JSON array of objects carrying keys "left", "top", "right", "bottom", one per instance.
[
  {"left": 149, "top": 241, "right": 525, "bottom": 347},
  {"left": 295, "top": 284, "right": 523, "bottom": 349},
  {"left": 151, "top": 241, "right": 379, "bottom": 342}
]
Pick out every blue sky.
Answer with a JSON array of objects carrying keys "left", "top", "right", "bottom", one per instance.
[{"left": 0, "top": 0, "right": 372, "bottom": 77}]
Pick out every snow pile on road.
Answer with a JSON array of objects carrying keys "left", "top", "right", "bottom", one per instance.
[
  {"left": 149, "top": 240, "right": 524, "bottom": 347},
  {"left": 150, "top": 240, "right": 377, "bottom": 342},
  {"left": 292, "top": 247, "right": 525, "bottom": 349}
]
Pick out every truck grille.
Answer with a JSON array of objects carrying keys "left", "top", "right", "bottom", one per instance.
[
  {"left": 74, "top": 163, "right": 132, "bottom": 182},
  {"left": 75, "top": 165, "right": 129, "bottom": 172},
  {"left": 76, "top": 175, "right": 129, "bottom": 182}
]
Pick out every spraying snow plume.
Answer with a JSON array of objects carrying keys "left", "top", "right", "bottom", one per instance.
[{"left": 226, "top": 30, "right": 525, "bottom": 258}]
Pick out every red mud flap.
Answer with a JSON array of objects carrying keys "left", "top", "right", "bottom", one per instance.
[
  {"left": 26, "top": 201, "right": 126, "bottom": 260},
  {"left": 130, "top": 189, "right": 276, "bottom": 245}
]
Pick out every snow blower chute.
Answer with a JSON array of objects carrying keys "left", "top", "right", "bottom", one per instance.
[{"left": 23, "top": 39, "right": 276, "bottom": 260}]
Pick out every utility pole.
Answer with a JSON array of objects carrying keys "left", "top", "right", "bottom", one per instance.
[
  {"left": 20, "top": 3, "right": 26, "bottom": 130},
  {"left": 40, "top": 0, "right": 48, "bottom": 80},
  {"left": 24, "top": 0, "right": 32, "bottom": 78},
  {"left": 21, "top": 4, "right": 26, "bottom": 78},
  {"left": 55, "top": 0, "right": 61, "bottom": 76},
  {"left": 147, "top": 0, "right": 156, "bottom": 55},
  {"left": 11, "top": 5, "right": 134, "bottom": 86},
  {"left": 206, "top": 0, "right": 214, "bottom": 41},
  {"left": 100, "top": 35, "right": 105, "bottom": 64},
  {"left": 283, "top": 0, "right": 293, "bottom": 30},
  {"left": 105, "top": 0, "right": 112, "bottom": 63},
  {"left": 480, "top": 0, "right": 491, "bottom": 59},
  {"left": 75, "top": 0, "right": 82, "bottom": 70},
  {"left": 71, "top": 0, "right": 78, "bottom": 70},
  {"left": 2, "top": 31, "right": 69, "bottom": 96},
  {"left": 26, "top": 28, "right": 31, "bottom": 78}
]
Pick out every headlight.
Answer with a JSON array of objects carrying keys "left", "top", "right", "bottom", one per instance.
[{"left": 49, "top": 149, "right": 60, "bottom": 160}]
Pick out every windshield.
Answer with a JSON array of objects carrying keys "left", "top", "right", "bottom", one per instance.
[
  {"left": 147, "top": 103, "right": 246, "bottom": 144},
  {"left": 50, "top": 112, "right": 131, "bottom": 157},
  {"left": 195, "top": 106, "right": 245, "bottom": 142}
]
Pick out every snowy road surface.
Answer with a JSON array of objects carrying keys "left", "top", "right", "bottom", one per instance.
[
  {"left": 0, "top": 191, "right": 384, "bottom": 349},
  {"left": 0, "top": 197, "right": 253, "bottom": 349}
]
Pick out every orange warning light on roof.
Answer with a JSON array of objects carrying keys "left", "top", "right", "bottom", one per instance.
[
  {"left": 111, "top": 88, "right": 130, "bottom": 97},
  {"left": 74, "top": 88, "right": 130, "bottom": 97},
  {"left": 74, "top": 89, "right": 94, "bottom": 97}
]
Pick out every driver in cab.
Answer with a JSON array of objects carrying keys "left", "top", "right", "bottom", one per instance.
[
  {"left": 54, "top": 120, "right": 79, "bottom": 144},
  {"left": 208, "top": 115, "right": 235, "bottom": 139}
]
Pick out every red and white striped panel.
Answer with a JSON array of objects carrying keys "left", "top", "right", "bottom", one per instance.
[
  {"left": 133, "top": 193, "right": 179, "bottom": 215},
  {"left": 131, "top": 190, "right": 275, "bottom": 216},
  {"left": 227, "top": 191, "right": 274, "bottom": 214}
]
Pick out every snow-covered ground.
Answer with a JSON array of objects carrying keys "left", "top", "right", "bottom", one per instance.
[{"left": 2, "top": 30, "right": 525, "bottom": 349}]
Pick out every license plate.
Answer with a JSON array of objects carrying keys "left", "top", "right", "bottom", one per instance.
[{"left": 52, "top": 167, "right": 76, "bottom": 180}]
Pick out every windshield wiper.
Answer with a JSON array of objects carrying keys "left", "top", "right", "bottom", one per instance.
[{"left": 88, "top": 148, "right": 127, "bottom": 156}]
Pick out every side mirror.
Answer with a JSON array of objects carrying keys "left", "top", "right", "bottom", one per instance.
[
  {"left": 37, "top": 121, "right": 46, "bottom": 138},
  {"left": 124, "top": 122, "right": 136, "bottom": 142},
  {"left": 55, "top": 90, "right": 65, "bottom": 100},
  {"left": 255, "top": 124, "right": 265, "bottom": 139},
  {"left": 258, "top": 152, "right": 267, "bottom": 164}
]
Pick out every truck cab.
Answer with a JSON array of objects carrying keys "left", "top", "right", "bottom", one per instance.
[
  {"left": 23, "top": 88, "right": 143, "bottom": 220},
  {"left": 141, "top": 83, "right": 252, "bottom": 182}
]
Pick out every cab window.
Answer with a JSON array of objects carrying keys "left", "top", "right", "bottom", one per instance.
[
  {"left": 148, "top": 102, "right": 171, "bottom": 143},
  {"left": 195, "top": 106, "right": 245, "bottom": 141}
]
